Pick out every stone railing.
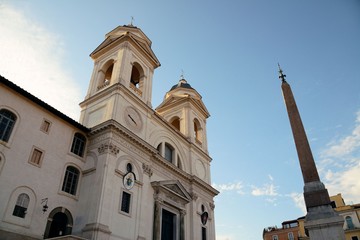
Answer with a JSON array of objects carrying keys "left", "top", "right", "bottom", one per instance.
[{"left": 129, "top": 83, "right": 142, "bottom": 96}]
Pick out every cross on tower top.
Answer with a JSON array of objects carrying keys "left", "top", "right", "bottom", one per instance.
[
  {"left": 129, "top": 16, "right": 134, "bottom": 26},
  {"left": 278, "top": 63, "right": 287, "bottom": 82}
]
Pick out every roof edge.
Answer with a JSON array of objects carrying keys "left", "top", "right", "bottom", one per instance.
[{"left": 0, "top": 75, "right": 89, "bottom": 133}]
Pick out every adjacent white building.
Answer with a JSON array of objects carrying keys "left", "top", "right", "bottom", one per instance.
[{"left": 0, "top": 24, "right": 218, "bottom": 240}]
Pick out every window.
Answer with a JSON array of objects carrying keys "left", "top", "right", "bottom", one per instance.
[
  {"left": 121, "top": 191, "right": 131, "bottom": 213},
  {"left": 129, "top": 63, "right": 144, "bottom": 96},
  {"left": 164, "top": 143, "right": 174, "bottom": 163},
  {"left": 0, "top": 109, "right": 16, "bottom": 142},
  {"left": 272, "top": 235, "right": 278, "bottom": 240},
  {"left": 62, "top": 166, "right": 80, "bottom": 195},
  {"left": 97, "top": 61, "right": 114, "bottom": 90},
  {"left": 351, "top": 237, "right": 359, "bottom": 240},
  {"left": 41, "top": 119, "right": 51, "bottom": 133},
  {"left": 130, "top": 65, "right": 140, "bottom": 87},
  {"left": 12, "top": 193, "right": 30, "bottom": 218},
  {"left": 71, "top": 133, "right": 86, "bottom": 157},
  {"left": 29, "top": 148, "right": 43, "bottom": 166},
  {"left": 346, "top": 216, "right": 355, "bottom": 229},
  {"left": 104, "top": 64, "right": 113, "bottom": 84},
  {"left": 288, "top": 232, "right": 294, "bottom": 240}
]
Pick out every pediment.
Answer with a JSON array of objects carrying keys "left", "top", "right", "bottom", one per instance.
[
  {"left": 156, "top": 96, "right": 210, "bottom": 118},
  {"left": 151, "top": 180, "right": 192, "bottom": 203},
  {"left": 90, "top": 27, "right": 160, "bottom": 67},
  {"left": 90, "top": 36, "right": 122, "bottom": 57}
]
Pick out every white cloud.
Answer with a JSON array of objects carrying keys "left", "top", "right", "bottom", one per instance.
[
  {"left": 324, "top": 161, "right": 360, "bottom": 204},
  {"left": 321, "top": 112, "right": 360, "bottom": 158},
  {"left": 251, "top": 183, "right": 278, "bottom": 196},
  {"left": 216, "top": 235, "right": 233, "bottom": 240},
  {"left": 212, "top": 182, "right": 245, "bottom": 195},
  {"left": 318, "top": 110, "right": 360, "bottom": 204},
  {"left": 289, "top": 192, "right": 306, "bottom": 214},
  {"left": 0, "top": 4, "right": 82, "bottom": 120}
]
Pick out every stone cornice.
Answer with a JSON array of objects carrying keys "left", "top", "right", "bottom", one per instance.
[
  {"left": 88, "top": 119, "right": 156, "bottom": 155},
  {"left": 88, "top": 120, "right": 217, "bottom": 197},
  {"left": 191, "top": 176, "right": 219, "bottom": 197},
  {"left": 81, "top": 84, "right": 211, "bottom": 162},
  {"left": 156, "top": 96, "right": 210, "bottom": 119}
]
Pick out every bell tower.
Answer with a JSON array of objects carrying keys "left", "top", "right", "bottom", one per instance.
[
  {"left": 79, "top": 24, "right": 160, "bottom": 128},
  {"left": 156, "top": 77, "right": 210, "bottom": 153}
]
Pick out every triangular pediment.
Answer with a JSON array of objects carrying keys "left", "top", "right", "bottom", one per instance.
[
  {"left": 156, "top": 95, "right": 210, "bottom": 118},
  {"left": 90, "top": 36, "right": 122, "bottom": 57},
  {"left": 151, "top": 180, "right": 191, "bottom": 203},
  {"left": 90, "top": 25, "right": 160, "bottom": 67}
]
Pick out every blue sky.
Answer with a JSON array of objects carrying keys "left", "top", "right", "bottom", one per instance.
[{"left": 1, "top": 1, "right": 360, "bottom": 239}]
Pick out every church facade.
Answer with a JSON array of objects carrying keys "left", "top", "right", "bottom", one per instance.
[{"left": 0, "top": 24, "right": 218, "bottom": 240}]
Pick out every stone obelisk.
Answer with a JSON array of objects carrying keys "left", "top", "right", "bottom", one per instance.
[{"left": 279, "top": 66, "right": 345, "bottom": 240}]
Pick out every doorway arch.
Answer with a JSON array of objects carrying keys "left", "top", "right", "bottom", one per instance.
[{"left": 43, "top": 207, "right": 73, "bottom": 238}]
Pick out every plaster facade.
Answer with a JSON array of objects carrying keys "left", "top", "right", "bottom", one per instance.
[{"left": 0, "top": 24, "right": 218, "bottom": 240}]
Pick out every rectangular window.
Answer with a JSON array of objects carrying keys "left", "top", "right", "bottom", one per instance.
[
  {"left": 40, "top": 119, "right": 51, "bottom": 133},
  {"left": 29, "top": 148, "right": 43, "bottom": 166},
  {"left": 71, "top": 133, "right": 86, "bottom": 157},
  {"left": 121, "top": 191, "right": 131, "bottom": 213},
  {"left": 272, "top": 235, "right": 278, "bottom": 240},
  {"left": 202, "top": 227, "right": 207, "bottom": 240},
  {"left": 62, "top": 166, "right": 79, "bottom": 195},
  {"left": 352, "top": 237, "right": 359, "bottom": 240},
  {"left": 288, "top": 232, "right": 294, "bottom": 240}
]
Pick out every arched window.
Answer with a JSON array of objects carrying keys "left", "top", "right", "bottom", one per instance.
[
  {"left": 171, "top": 117, "right": 180, "bottom": 131},
  {"left": 13, "top": 193, "right": 30, "bottom": 218},
  {"left": 104, "top": 64, "right": 113, "bottom": 84},
  {"left": 129, "top": 63, "right": 144, "bottom": 96},
  {"left": 71, "top": 133, "right": 86, "bottom": 157},
  {"left": 97, "top": 61, "right": 114, "bottom": 90},
  {"left": 0, "top": 109, "right": 17, "bottom": 142},
  {"left": 130, "top": 64, "right": 141, "bottom": 88},
  {"left": 164, "top": 143, "right": 174, "bottom": 163},
  {"left": 288, "top": 232, "right": 294, "bottom": 240},
  {"left": 346, "top": 216, "right": 355, "bottom": 229},
  {"left": 62, "top": 166, "right": 80, "bottom": 195}
]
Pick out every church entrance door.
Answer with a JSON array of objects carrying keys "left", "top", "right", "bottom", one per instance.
[
  {"left": 161, "top": 209, "right": 176, "bottom": 240},
  {"left": 48, "top": 212, "right": 68, "bottom": 238}
]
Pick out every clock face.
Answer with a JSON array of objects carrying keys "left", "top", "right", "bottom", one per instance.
[
  {"left": 124, "top": 106, "right": 143, "bottom": 131},
  {"left": 123, "top": 172, "right": 135, "bottom": 190}
]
